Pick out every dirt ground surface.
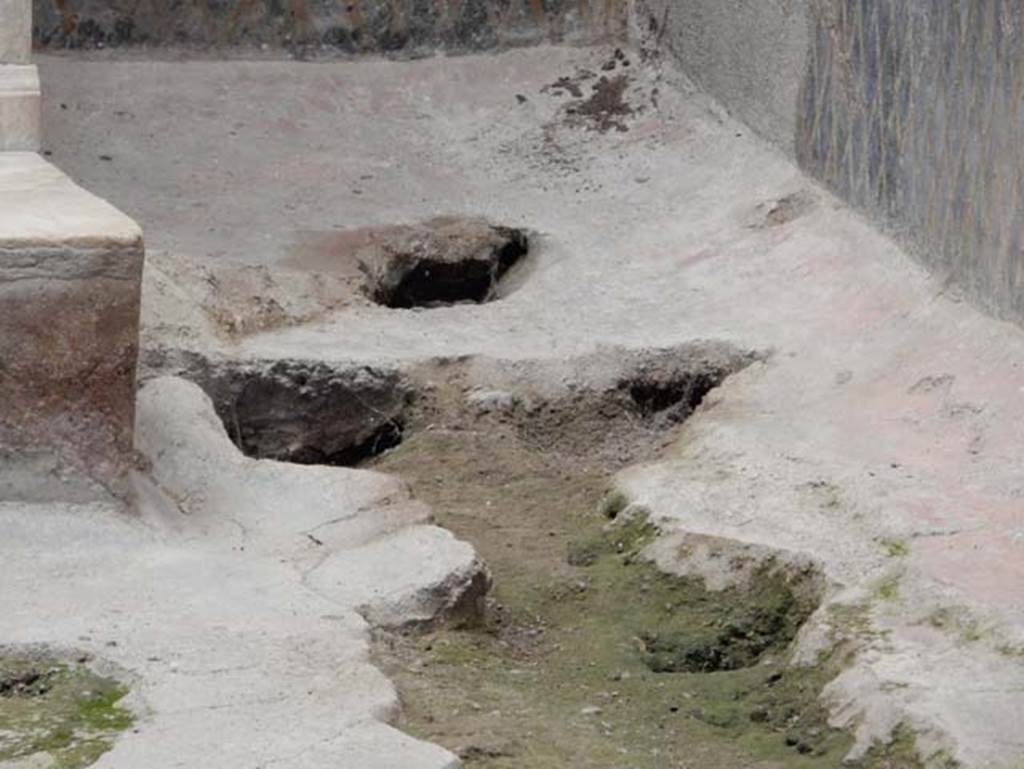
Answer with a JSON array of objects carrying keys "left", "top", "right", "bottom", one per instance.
[
  {"left": 367, "top": 359, "right": 923, "bottom": 769},
  {"left": 12, "top": 41, "right": 1024, "bottom": 768}
]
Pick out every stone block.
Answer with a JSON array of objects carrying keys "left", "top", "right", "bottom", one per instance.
[{"left": 0, "top": 153, "right": 144, "bottom": 502}]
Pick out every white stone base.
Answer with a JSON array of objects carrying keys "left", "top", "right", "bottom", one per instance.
[
  {"left": 0, "top": 153, "right": 143, "bottom": 502},
  {"left": 0, "top": 64, "right": 39, "bottom": 151}
]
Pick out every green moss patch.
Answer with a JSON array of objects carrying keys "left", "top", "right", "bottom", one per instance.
[
  {"left": 635, "top": 567, "right": 812, "bottom": 674},
  {"left": 0, "top": 654, "right": 133, "bottom": 768},
  {"left": 370, "top": 380, "right": 930, "bottom": 768}
]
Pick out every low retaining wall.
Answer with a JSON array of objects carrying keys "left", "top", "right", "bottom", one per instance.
[
  {"left": 32, "top": 0, "right": 626, "bottom": 54},
  {"left": 639, "top": 0, "right": 1024, "bottom": 322}
]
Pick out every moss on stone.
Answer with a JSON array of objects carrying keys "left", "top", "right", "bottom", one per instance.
[
  {"left": 388, "top": 506, "right": 925, "bottom": 767},
  {"left": 0, "top": 655, "right": 133, "bottom": 769},
  {"left": 875, "top": 574, "right": 901, "bottom": 602},
  {"left": 371, "top": 404, "right": 929, "bottom": 769},
  {"left": 881, "top": 538, "right": 910, "bottom": 558}
]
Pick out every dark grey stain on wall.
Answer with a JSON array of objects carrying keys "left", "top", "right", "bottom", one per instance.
[
  {"left": 798, "top": 0, "right": 1024, "bottom": 318},
  {"left": 33, "top": 0, "right": 624, "bottom": 54}
]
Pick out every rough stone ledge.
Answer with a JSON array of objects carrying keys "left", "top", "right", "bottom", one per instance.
[
  {"left": 0, "top": 152, "right": 141, "bottom": 247},
  {"left": 0, "top": 63, "right": 37, "bottom": 92},
  {"left": 0, "top": 244, "right": 143, "bottom": 281}
]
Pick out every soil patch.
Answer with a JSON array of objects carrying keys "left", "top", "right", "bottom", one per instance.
[
  {"left": 147, "top": 253, "right": 357, "bottom": 340},
  {"left": 543, "top": 65, "right": 636, "bottom": 133},
  {"left": 366, "top": 347, "right": 927, "bottom": 768},
  {"left": 568, "top": 75, "right": 634, "bottom": 133}
]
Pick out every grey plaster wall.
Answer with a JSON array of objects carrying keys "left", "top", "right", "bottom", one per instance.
[
  {"left": 634, "top": 0, "right": 809, "bottom": 150},
  {"left": 648, "top": 0, "right": 1024, "bottom": 322},
  {"left": 32, "top": 0, "right": 625, "bottom": 54}
]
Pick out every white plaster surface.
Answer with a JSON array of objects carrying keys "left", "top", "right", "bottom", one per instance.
[{"left": 6, "top": 45, "right": 1023, "bottom": 766}]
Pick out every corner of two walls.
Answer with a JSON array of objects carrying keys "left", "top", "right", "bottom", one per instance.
[
  {"left": 629, "top": 0, "right": 808, "bottom": 152},
  {"left": 634, "top": 0, "right": 1024, "bottom": 325}
]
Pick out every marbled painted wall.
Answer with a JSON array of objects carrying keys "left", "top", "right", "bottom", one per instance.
[
  {"left": 32, "top": 0, "right": 624, "bottom": 53},
  {"left": 798, "top": 0, "right": 1024, "bottom": 318},
  {"left": 646, "top": 0, "right": 1024, "bottom": 321}
]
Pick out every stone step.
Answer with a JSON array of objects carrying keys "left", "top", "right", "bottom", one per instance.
[{"left": 0, "top": 152, "right": 143, "bottom": 502}]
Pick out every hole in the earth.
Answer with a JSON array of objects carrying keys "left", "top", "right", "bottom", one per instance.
[
  {"left": 624, "top": 371, "right": 722, "bottom": 418},
  {"left": 318, "top": 420, "right": 404, "bottom": 466},
  {"left": 507, "top": 347, "right": 754, "bottom": 465},
  {"left": 637, "top": 562, "right": 817, "bottom": 674},
  {"left": 0, "top": 669, "right": 46, "bottom": 698},
  {"left": 197, "top": 360, "right": 411, "bottom": 466},
  {"left": 564, "top": 517, "right": 822, "bottom": 675},
  {"left": 361, "top": 218, "right": 530, "bottom": 308}
]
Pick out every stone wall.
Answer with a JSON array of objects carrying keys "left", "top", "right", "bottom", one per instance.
[
  {"left": 641, "top": 0, "right": 1024, "bottom": 323},
  {"left": 32, "top": 0, "right": 626, "bottom": 54},
  {"left": 798, "top": 0, "right": 1024, "bottom": 319}
]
